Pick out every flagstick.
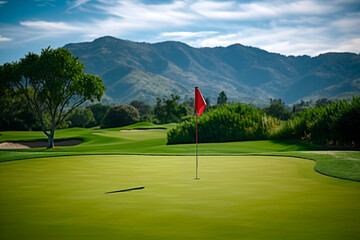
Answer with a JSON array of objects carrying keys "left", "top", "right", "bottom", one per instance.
[{"left": 195, "top": 113, "right": 200, "bottom": 180}]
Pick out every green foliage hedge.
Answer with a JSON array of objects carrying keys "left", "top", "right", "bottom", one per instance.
[
  {"left": 168, "top": 97, "right": 360, "bottom": 147},
  {"left": 272, "top": 97, "right": 360, "bottom": 147},
  {"left": 167, "top": 103, "right": 279, "bottom": 144}
]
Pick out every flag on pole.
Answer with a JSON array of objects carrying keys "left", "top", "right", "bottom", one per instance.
[
  {"left": 194, "top": 87, "right": 206, "bottom": 180},
  {"left": 195, "top": 87, "right": 207, "bottom": 116}
]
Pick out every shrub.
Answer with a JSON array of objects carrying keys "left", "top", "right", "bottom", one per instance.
[
  {"left": 167, "top": 103, "right": 279, "bottom": 144},
  {"left": 101, "top": 104, "right": 140, "bottom": 128},
  {"left": 271, "top": 97, "right": 360, "bottom": 147}
]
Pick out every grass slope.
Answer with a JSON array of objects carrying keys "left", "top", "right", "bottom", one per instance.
[
  {"left": 0, "top": 155, "right": 359, "bottom": 240},
  {"left": 0, "top": 122, "right": 359, "bottom": 181}
]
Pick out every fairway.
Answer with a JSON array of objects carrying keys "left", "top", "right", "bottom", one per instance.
[{"left": 1, "top": 155, "right": 359, "bottom": 240}]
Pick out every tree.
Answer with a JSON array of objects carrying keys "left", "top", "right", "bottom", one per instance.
[
  {"left": 315, "top": 98, "right": 333, "bottom": 107},
  {"left": 0, "top": 47, "right": 105, "bottom": 148},
  {"left": 130, "top": 100, "right": 152, "bottom": 116},
  {"left": 154, "top": 94, "right": 188, "bottom": 123},
  {"left": 0, "top": 89, "right": 38, "bottom": 131},
  {"left": 67, "top": 108, "right": 95, "bottom": 128},
  {"left": 217, "top": 91, "right": 227, "bottom": 105},
  {"left": 101, "top": 104, "right": 140, "bottom": 128},
  {"left": 86, "top": 103, "right": 110, "bottom": 126},
  {"left": 264, "top": 98, "right": 291, "bottom": 120}
]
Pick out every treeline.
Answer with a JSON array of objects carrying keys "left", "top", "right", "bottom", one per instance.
[
  {"left": 168, "top": 97, "right": 360, "bottom": 148},
  {"left": 2, "top": 88, "right": 359, "bottom": 148},
  {"left": 0, "top": 92, "right": 194, "bottom": 130}
]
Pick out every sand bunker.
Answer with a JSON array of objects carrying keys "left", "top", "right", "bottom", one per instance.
[
  {"left": 0, "top": 139, "right": 82, "bottom": 149},
  {"left": 120, "top": 128, "right": 166, "bottom": 132}
]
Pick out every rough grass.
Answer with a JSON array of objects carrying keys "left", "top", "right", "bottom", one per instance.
[{"left": 0, "top": 155, "right": 359, "bottom": 240}]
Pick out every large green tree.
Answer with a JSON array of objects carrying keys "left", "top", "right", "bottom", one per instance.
[
  {"left": 130, "top": 100, "right": 152, "bottom": 116},
  {"left": 0, "top": 47, "right": 105, "bottom": 148},
  {"left": 101, "top": 104, "right": 140, "bottom": 128},
  {"left": 0, "top": 88, "right": 38, "bottom": 131},
  {"left": 154, "top": 94, "right": 188, "bottom": 123},
  {"left": 86, "top": 103, "right": 110, "bottom": 126},
  {"left": 67, "top": 108, "right": 95, "bottom": 128}
]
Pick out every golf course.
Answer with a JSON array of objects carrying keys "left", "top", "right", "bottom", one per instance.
[{"left": 0, "top": 122, "right": 359, "bottom": 239}]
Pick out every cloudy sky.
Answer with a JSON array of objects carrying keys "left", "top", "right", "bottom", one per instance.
[{"left": 0, "top": 0, "right": 359, "bottom": 64}]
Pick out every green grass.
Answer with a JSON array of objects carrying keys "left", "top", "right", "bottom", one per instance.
[
  {"left": 1, "top": 122, "right": 359, "bottom": 181},
  {"left": 0, "top": 122, "right": 318, "bottom": 158},
  {"left": 0, "top": 155, "right": 359, "bottom": 240},
  {"left": 1, "top": 123, "right": 360, "bottom": 239}
]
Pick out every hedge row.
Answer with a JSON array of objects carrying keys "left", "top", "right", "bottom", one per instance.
[
  {"left": 168, "top": 97, "right": 360, "bottom": 148},
  {"left": 272, "top": 97, "right": 360, "bottom": 147},
  {"left": 167, "top": 103, "right": 279, "bottom": 144}
]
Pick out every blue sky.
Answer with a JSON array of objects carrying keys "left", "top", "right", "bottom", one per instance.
[{"left": 0, "top": 0, "right": 359, "bottom": 64}]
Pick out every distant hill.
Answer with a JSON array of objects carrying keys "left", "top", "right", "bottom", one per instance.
[{"left": 64, "top": 36, "right": 360, "bottom": 105}]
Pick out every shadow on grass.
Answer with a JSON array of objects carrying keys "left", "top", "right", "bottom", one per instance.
[{"left": 105, "top": 187, "right": 145, "bottom": 194}]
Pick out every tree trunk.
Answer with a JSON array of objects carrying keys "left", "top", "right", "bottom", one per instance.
[{"left": 47, "top": 130, "right": 55, "bottom": 149}]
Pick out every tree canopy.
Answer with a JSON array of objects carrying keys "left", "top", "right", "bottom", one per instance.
[
  {"left": 0, "top": 47, "right": 105, "bottom": 148},
  {"left": 101, "top": 104, "right": 140, "bottom": 128},
  {"left": 154, "top": 94, "right": 188, "bottom": 123}
]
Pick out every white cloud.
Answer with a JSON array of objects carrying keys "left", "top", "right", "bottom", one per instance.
[
  {"left": 192, "top": 24, "right": 354, "bottom": 56},
  {"left": 67, "top": 0, "right": 91, "bottom": 10},
  {"left": 93, "top": 0, "right": 198, "bottom": 26},
  {"left": 161, "top": 31, "right": 218, "bottom": 39},
  {"left": 331, "top": 12, "right": 360, "bottom": 32},
  {"left": 190, "top": 0, "right": 339, "bottom": 20},
  {"left": 0, "top": 1, "right": 8, "bottom": 4},
  {"left": 33, "top": 0, "right": 56, "bottom": 7},
  {"left": 20, "top": 21, "right": 82, "bottom": 31},
  {"left": 2, "top": 0, "right": 359, "bottom": 58},
  {"left": 333, "top": 38, "right": 360, "bottom": 53},
  {"left": 0, "top": 35, "right": 11, "bottom": 42}
]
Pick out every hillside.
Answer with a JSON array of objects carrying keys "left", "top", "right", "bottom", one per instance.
[{"left": 64, "top": 36, "right": 360, "bottom": 105}]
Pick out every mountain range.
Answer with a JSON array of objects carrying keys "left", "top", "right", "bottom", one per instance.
[{"left": 64, "top": 36, "right": 360, "bottom": 106}]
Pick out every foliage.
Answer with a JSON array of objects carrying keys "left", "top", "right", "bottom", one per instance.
[
  {"left": 86, "top": 103, "right": 110, "bottom": 126},
  {"left": 0, "top": 47, "right": 105, "bottom": 148},
  {"left": 67, "top": 108, "right": 95, "bottom": 128},
  {"left": 0, "top": 89, "right": 38, "bottom": 130},
  {"left": 154, "top": 94, "right": 188, "bottom": 123},
  {"left": 315, "top": 98, "right": 333, "bottom": 107},
  {"left": 272, "top": 97, "right": 360, "bottom": 147},
  {"left": 130, "top": 100, "right": 153, "bottom": 122},
  {"left": 182, "top": 98, "right": 194, "bottom": 114},
  {"left": 130, "top": 100, "right": 152, "bottom": 116},
  {"left": 264, "top": 98, "right": 291, "bottom": 120},
  {"left": 167, "top": 103, "right": 279, "bottom": 144},
  {"left": 101, "top": 104, "right": 140, "bottom": 128},
  {"left": 217, "top": 91, "right": 227, "bottom": 105}
]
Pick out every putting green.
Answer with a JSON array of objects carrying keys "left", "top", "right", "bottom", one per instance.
[{"left": 0, "top": 155, "right": 359, "bottom": 240}]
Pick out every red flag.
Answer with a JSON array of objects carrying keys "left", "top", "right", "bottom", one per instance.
[{"left": 195, "top": 87, "right": 207, "bottom": 116}]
